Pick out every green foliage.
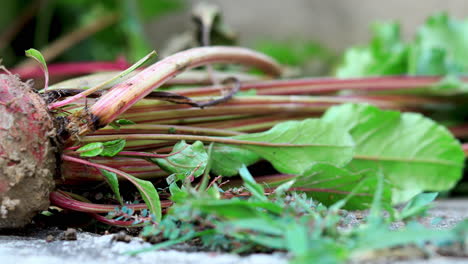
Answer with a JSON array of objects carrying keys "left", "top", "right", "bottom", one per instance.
[
  {"left": 149, "top": 141, "right": 209, "bottom": 181},
  {"left": 2, "top": 0, "right": 185, "bottom": 64},
  {"left": 210, "top": 146, "right": 260, "bottom": 176},
  {"left": 337, "top": 12, "right": 468, "bottom": 83},
  {"left": 282, "top": 163, "right": 392, "bottom": 210},
  {"left": 119, "top": 1, "right": 152, "bottom": 61},
  {"left": 352, "top": 221, "right": 458, "bottom": 252},
  {"left": 77, "top": 139, "right": 126, "bottom": 157},
  {"left": 104, "top": 168, "right": 162, "bottom": 222},
  {"left": 133, "top": 172, "right": 468, "bottom": 264},
  {"left": 100, "top": 139, "right": 126, "bottom": 157},
  {"left": 336, "top": 22, "right": 408, "bottom": 78},
  {"left": 109, "top": 119, "right": 137, "bottom": 129},
  {"left": 74, "top": 139, "right": 164, "bottom": 221},
  {"left": 25, "top": 48, "right": 49, "bottom": 89},
  {"left": 212, "top": 118, "right": 355, "bottom": 176},
  {"left": 130, "top": 175, "right": 162, "bottom": 222},
  {"left": 114, "top": 0, "right": 184, "bottom": 61},
  {"left": 99, "top": 169, "right": 123, "bottom": 205},
  {"left": 239, "top": 165, "right": 267, "bottom": 201},
  {"left": 322, "top": 104, "right": 464, "bottom": 203},
  {"left": 253, "top": 40, "right": 336, "bottom": 76},
  {"left": 397, "top": 192, "right": 438, "bottom": 220},
  {"left": 115, "top": 119, "right": 136, "bottom": 125},
  {"left": 87, "top": 50, "right": 157, "bottom": 94},
  {"left": 25, "top": 48, "right": 48, "bottom": 71},
  {"left": 255, "top": 40, "right": 332, "bottom": 66},
  {"left": 208, "top": 103, "right": 463, "bottom": 205},
  {"left": 409, "top": 13, "right": 468, "bottom": 75},
  {"left": 77, "top": 142, "right": 105, "bottom": 157}
]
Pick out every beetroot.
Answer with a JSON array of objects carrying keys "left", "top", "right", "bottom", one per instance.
[
  {"left": 0, "top": 74, "right": 56, "bottom": 228},
  {"left": 0, "top": 46, "right": 282, "bottom": 228}
]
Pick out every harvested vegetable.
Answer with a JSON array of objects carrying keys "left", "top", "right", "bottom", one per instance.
[
  {"left": 1, "top": 18, "right": 466, "bottom": 228},
  {"left": 0, "top": 46, "right": 281, "bottom": 228}
]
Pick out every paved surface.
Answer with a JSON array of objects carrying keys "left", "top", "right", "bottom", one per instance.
[
  {"left": 0, "top": 199, "right": 466, "bottom": 264},
  {"left": 0, "top": 233, "right": 288, "bottom": 264}
]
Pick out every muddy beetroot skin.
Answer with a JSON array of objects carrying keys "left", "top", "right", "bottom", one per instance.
[{"left": 0, "top": 74, "right": 56, "bottom": 228}]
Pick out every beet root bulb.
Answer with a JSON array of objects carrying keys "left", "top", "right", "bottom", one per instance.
[{"left": 0, "top": 74, "right": 56, "bottom": 228}]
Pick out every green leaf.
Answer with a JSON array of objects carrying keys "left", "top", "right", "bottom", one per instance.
[
  {"left": 101, "top": 139, "right": 126, "bottom": 157},
  {"left": 409, "top": 13, "right": 468, "bottom": 75},
  {"left": 211, "top": 146, "right": 260, "bottom": 176},
  {"left": 354, "top": 222, "right": 456, "bottom": 252},
  {"left": 192, "top": 199, "right": 283, "bottom": 220},
  {"left": 337, "top": 13, "right": 468, "bottom": 80},
  {"left": 335, "top": 47, "right": 374, "bottom": 78},
  {"left": 291, "top": 238, "right": 349, "bottom": 264},
  {"left": 269, "top": 163, "right": 392, "bottom": 210},
  {"left": 99, "top": 169, "right": 123, "bottom": 205},
  {"left": 322, "top": 104, "right": 465, "bottom": 204},
  {"left": 234, "top": 119, "right": 355, "bottom": 175},
  {"left": 285, "top": 222, "right": 309, "bottom": 256},
  {"left": 212, "top": 118, "right": 355, "bottom": 176},
  {"left": 205, "top": 185, "right": 221, "bottom": 200},
  {"left": 25, "top": 48, "right": 49, "bottom": 90},
  {"left": 129, "top": 175, "right": 161, "bottom": 222},
  {"left": 336, "top": 22, "right": 408, "bottom": 78},
  {"left": 109, "top": 119, "right": 136, "bottom": 130},
  {"left": 116, "top": 119, "right": 136, "bottom": 125},
  {"left": 398, "top": 192, "right": 438, "bottom": 220},
  {"left": 219, "top": 217, "right": 284, "bottom": 236},
  {"left": 101, "top": 164, "right": 160, "bottom": 221},
  {"left": 86, "top": 50, "right": 157, "bottom": 94},
  {"left": 149, "top": 141, "right": 208, "bottom": 181},
  {"left": 273, "top": 180, "right": 296, "bottom": 196},
  {"left": 168, "top": 182, "right": 189, "bottom": 203},
  {"left": 109, "top": 49, "right": 156, "bottom": 85},
  {"left": 408, "top": 44, "right": 449, "bottom": 75},
  {"left": 77, "top": 140, "right": 125, "bottom": 157},
  {"left": 77, "top": 142, "right": 104, "bottom": 157},
  {"left": 238, "top": 165, "right": 267, "bottom": 201},
  {"left": 235, "top": 233, "right": 285, "bottom": 250},
  {"left": 25, "top": 48, "right": 47, "bottom": 68},
  {"left": 367, "top": 170, "right": 387, "bottom": 224}
]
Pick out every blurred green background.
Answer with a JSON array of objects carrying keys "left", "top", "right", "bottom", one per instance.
[{"left": 0, "top": 0, "right": 337, "bottom": 76}]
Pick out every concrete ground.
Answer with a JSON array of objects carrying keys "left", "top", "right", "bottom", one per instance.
[{"left": 0, "top": 199, "right": 467, "bottom": 264}]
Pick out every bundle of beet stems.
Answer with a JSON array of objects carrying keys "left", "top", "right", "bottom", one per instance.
[{"left": 1, "top": 46, "right": 467, "bottom": 228}]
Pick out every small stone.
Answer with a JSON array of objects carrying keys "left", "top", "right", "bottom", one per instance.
[
  {"left": 112, "top": 231, "right": 132, "bottom": 243},
  {"left": 45, "top": 234, "right": 55, "bottom": 242},
  {"left": 60, "top": 228, "right": 77, "bottom": 241}
]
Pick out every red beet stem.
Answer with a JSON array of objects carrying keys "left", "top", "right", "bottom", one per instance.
[{"left": 85, "top": 46, "right": 282, "bottom": 133}]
